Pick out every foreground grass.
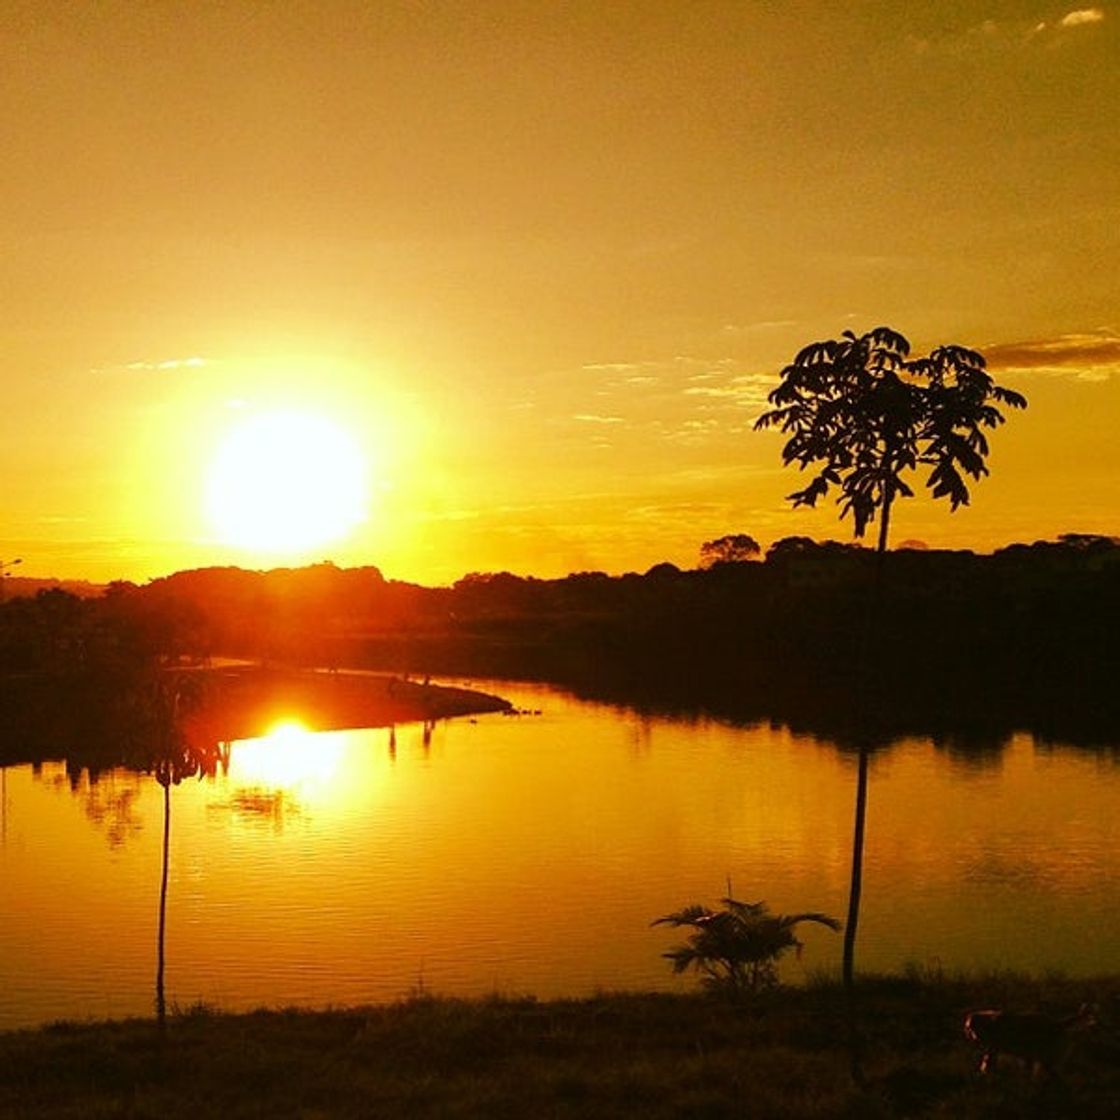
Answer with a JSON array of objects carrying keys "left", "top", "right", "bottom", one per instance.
[{"left": 2, "top": 975, "right": 1119, "bottom": 1119}]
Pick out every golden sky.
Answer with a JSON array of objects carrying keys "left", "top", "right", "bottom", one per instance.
[{"left": 2, "top": 1, "right": 1118, "bottom": 584}]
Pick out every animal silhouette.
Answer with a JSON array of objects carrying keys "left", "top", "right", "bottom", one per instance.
[{"left": 963, "top": 1004, "right": 1096, "bottom": 1079}]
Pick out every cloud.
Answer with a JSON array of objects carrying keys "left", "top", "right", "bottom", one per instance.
[
  {"left": 581, "top": 362, "right": 643, "bottom": 374},
  {"left": 984, "top": 331, "right": 1120, "bottom": 380},
  {"left": 720, "top": 319, "right": 799, "bottom": 335},
  {"left": 126, "top": 356, "right": 207, "bottom": 372},
  {"left": 553, "top": 354, "right": 778, "bottom": 453},
  {"left": 682, "top": 372, "right": 776, "bottom": 408},
  {"left": 622, "top": 500, "right": 729, "bottom": 524},
  {"left": 919, "top": 8, "right": 1105, "bottom": 50},
  {"left": 93, "top": 356, "right": 209, "bottom": 375},
  {"left": 1060, "top": 9, "right": 1105, "bottom": 28}
]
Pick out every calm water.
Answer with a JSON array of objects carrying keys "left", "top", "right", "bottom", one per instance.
[{"left": 2, "top": 678, "right": 1119, "bottom": 1029}]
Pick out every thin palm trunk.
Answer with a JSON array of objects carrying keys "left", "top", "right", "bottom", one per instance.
[{"left": 156, "top": 779, "right": 170, "bottom": 1030}]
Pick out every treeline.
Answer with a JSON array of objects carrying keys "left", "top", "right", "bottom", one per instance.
[
  {"left": 379, "top": 534, "right": 1120, "bottom": 743},
  {"left": 2, "top": 533, "right": 1118, "bottom": 745},
  {"left": 0, "top": 587, "right": 190, "bottom": 769}
]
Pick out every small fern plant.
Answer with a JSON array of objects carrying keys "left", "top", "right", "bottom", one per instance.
[{"left": 653, "top": 896, "right": 840, "bottom": 995}]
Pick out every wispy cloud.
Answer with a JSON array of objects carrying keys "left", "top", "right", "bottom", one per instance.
[
  {"left": 682, "top": 372, "right": 776, "bottom": 407},
  {"left": 582, "top": 362, "right": 640, "bottom": 374},
  {"left": 581, "top": 361, "right": 663, "bottom": 375},
  {"left": 1027, "top": 7, "right": 1107, "bottom": 37},
  {"left": 126, "top": 356, "right": 207, "bottom": 372},
  {"left": 622, "top": 500, "right": 729, "bottom": 524},
  {"left": 551, "top": 354, "right": 778, "bottom": 452},
  {"left": 985, "top": 331, "right": 1120, "bottom": 380},
  {"left": 720, "top": 319, "right": 799, "bottom": 335},
  {"left": 93, "top": 356, "right": 209, "bottom": 374},
  {"left": 1059, "top": 8, "right": 1105, "bottom": 28},
  {"left": 914, "top": 7, "right": 1105, "bottom": 51}
]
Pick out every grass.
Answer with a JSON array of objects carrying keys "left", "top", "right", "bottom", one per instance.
[{"left": 1, "top": 974, "right": 1118, "bottom": 1118}]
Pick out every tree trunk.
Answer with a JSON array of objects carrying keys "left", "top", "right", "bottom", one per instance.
[
  {"left": 842, "top": 480, "right": 892, "bottom": 1085},
  {"left": 876, "top": 481, "right": 894, "bottom": 559},
  {"left": 841, "top": 747, "right": 870, "bottom": 990},
  {"left": 156, "top": 779, "right": 170, "bottom": 1030},
  {"left": 842, "top": 744, "right": 870, "bottom": 1083}
]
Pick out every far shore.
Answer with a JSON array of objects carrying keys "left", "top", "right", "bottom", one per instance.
[
  {"left": 2, "top": 973, "right": 1117, "bottom": 1118},
  {"left": 0, "top": 663, "right": 511, "bottom": 770},
  {"left": 178, "top": 662, "right": 513, "bottom": 743}
]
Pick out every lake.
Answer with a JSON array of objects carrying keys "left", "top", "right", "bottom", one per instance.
[{"left": 2, "top": 677, "right": 1118, "bottom": 1030}]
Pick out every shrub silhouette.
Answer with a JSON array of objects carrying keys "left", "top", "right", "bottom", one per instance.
[{"left": 653, "top": 896, "right": 840, "bottom": 995}]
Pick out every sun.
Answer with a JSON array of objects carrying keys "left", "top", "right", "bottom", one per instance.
[{"left": 206, "top": 410, "right": 368, "bottom": 553}]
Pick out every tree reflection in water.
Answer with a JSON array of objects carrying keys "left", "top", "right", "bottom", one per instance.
[{"left": 139, "top": 675, "right": 225, "bottom": 1030}]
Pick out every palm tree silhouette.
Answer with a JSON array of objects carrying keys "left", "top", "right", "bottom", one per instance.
[{"left": 653, "top": 896, "right": 840, "bottom": 995}]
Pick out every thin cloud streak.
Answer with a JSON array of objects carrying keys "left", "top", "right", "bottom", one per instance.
[
  {"left": 92, "top": 357, "right": 209, "bottom": 375},
  {"left": 985, "top": 332, "right": 1120, "bottom": 379},
  {"left": 1060, "top": 9, "right": 1105, "bottom": 28},
  {"left": 916, "top": 7, "right": 1106, "bottom": 51}
]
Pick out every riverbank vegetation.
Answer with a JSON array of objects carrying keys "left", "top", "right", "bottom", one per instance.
[{"left": 2, "top": 974, "right": 1117, "bottom": 1119}]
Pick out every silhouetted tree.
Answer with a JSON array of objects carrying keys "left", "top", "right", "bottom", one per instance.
[
  {"left": 644, "top": 561, "right": 682, "bottom": 578},
  {"left": 700, "top": 534, "right": 761, "bottom": 568},
  {"left": 754, "top": 326, "right": 1026, "bottom": 553},
  {"left": 755, "top": 326, "right": 1026, "bottom": 1077},
  {"left": 653, "top": 896, "right": 839, "bottom": 996},
  {"left": 764, "top": 535, "right": 819, "bottom": 562},
  {"left": 1057, "top": 532, "right": 1120, "bottom": 554}
]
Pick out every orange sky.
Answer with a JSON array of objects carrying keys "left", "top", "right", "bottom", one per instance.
[{"left": 2, "top": 2, "right": 1118, "bottom": 584}]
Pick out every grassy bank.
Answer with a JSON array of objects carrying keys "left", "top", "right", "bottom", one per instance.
[{"left": 3, "top": 975, "right": 1118, "bottom": 1119}]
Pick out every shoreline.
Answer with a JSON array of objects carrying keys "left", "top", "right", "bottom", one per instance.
[
  {"left": 181, "top": 663, "right": 512, "bottom": 744},
  {"left": 3, "top": 975, "right": 1116, "bottom": 1118},
  {"left": 0, "top": 664, "right": 512, "bottom": 769}
]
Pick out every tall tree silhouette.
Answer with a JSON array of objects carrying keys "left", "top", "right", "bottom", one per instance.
[
  {"left": 755, "top": 326, "right": 1025, "bottom": 1073},
  {"left": 754, "top": 327, "right": 1026, "bottom": 556}
]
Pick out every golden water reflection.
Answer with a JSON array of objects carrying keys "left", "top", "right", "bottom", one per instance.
[
  {"left": 232, "top": 721, "right": 344, "bottom": 792},
  {"left": 210, "top": 720, "right": 376, "bottom": 828},
  {"left": 2, "top": 682, "right": 1120, "bottom": 1029}
]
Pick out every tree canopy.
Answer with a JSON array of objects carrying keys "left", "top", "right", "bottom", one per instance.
[
  {"left": 700, "top": 534, "right": 761, "bottom": 567},
  {"left": 754, "top": 327, "right": 1027, "bottom": 552}
]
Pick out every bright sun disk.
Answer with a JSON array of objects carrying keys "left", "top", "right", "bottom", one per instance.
[{"left": 206, "top": 410, "right": 368, "bottom": 553}]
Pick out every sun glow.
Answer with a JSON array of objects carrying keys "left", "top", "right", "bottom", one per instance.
[
  {"left": 205, "top": 410, "right": 368, "bottom": 554},
  {"left": 231, "top": 720, "right": 347, "bottom": 791}
]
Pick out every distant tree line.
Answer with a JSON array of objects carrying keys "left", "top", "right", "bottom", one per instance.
[{"left": 5, "top": 536, "right": 1112, "bottom": 747}]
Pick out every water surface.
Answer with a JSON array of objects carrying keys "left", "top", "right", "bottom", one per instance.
[{"left": 2, "top": 679, "right": 1118, "bottom": 1029}]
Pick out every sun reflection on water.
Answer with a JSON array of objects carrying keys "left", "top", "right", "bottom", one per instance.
[{"left": 229, "top": 719, "right": 348, "bottom": 795}]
